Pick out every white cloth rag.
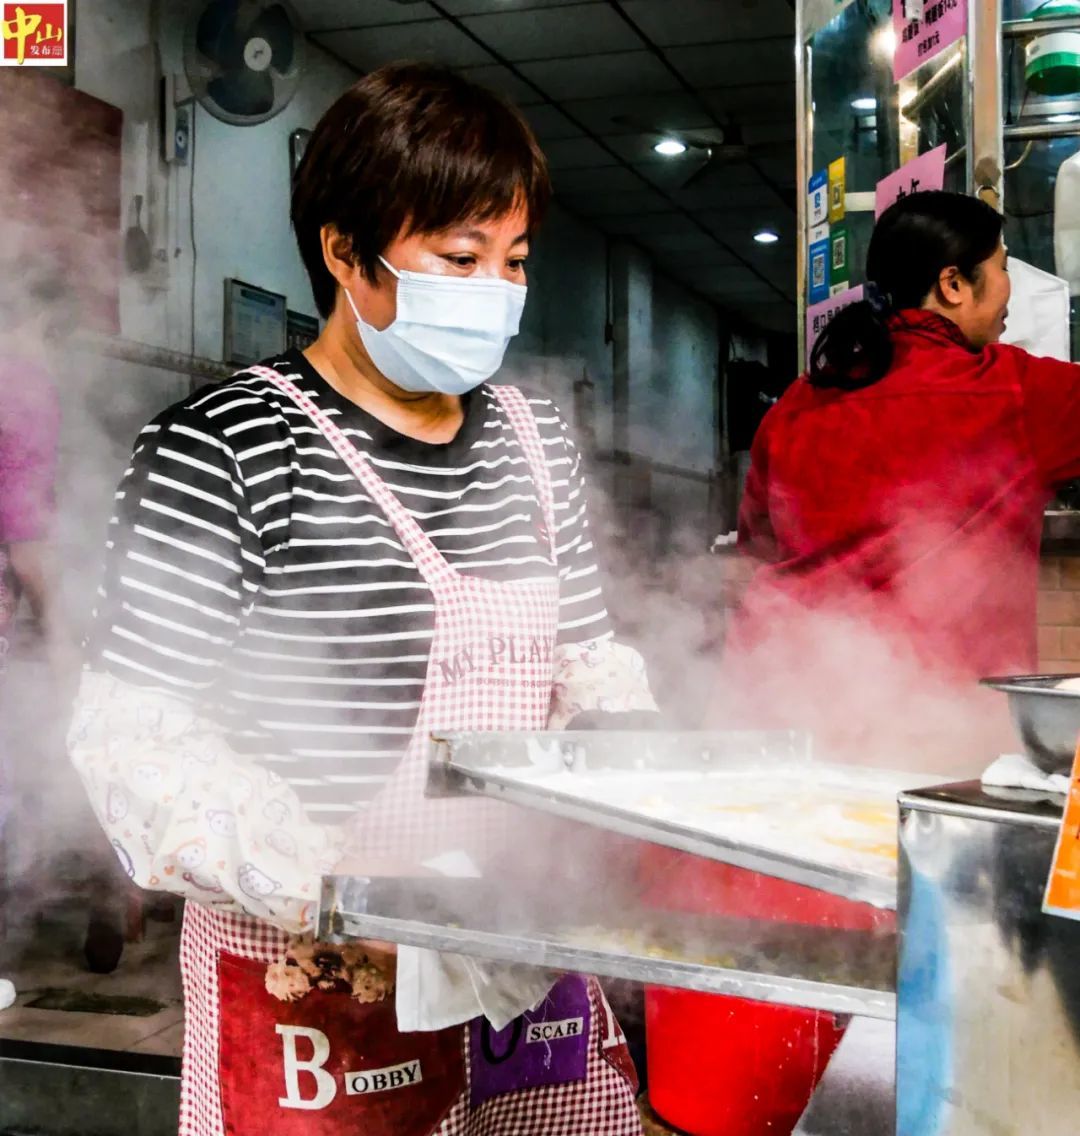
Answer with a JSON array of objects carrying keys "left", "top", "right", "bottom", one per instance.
[
  {"left": 394, "top": 850, "right": 558, "bottom": 1034},
  {"left": 0, "top": 979, "right": 15, "bottom": 1011},
  {"left": 981, "top": 753, "right": 1071, "bottom": 796}
]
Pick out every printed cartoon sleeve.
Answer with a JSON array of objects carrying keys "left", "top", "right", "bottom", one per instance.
[
  {"left": 548, "top": 638, "right": 658, "bottom": 730},
  {"left": 68, "top": 670, "right": 344, "bottom": 935}
]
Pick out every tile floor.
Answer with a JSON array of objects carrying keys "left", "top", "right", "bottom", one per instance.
[{"left": 0, "top": 898, "right": 183, "bottom": 1059}]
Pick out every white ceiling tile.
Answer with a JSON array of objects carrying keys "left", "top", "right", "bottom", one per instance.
[
  {"left": 439, "top": 0, "right": 599, "bottom": 13},
  {"left": 743, "top": 120, "right": 797, "bottom": 146},
  {"left": 598, "top": 213, "right": 703, "bottom": 238},
  {"left": 520, "top": 103, "right": 581, "bottom": 140},
  {"left": 517, "top": 52, "right": 680, "bottom": 101},
  {"left": 292, "top": 1, "right": 438, "bottom": 31},
  {"left": 315, "top": 20, "right": 490, "bottom": 70},
  {"left": 671, "top": 177, "right": 783, "bottom": 212},
  {"left": 636, "top": 231, "right": 737, "bottom": 259},
  {"left": 701, "top": 82, "right": 796, "bottom": 123},
  {"left": 460, "top": 6, "right": 639, "bottom": 61},
  {"left": 697, "top": 207, "right": 796, "bottom": 235},
  {"left": 540, "top": 135, "right": 619, "bottom": 169},
  {"left": 559, "top": 188, "right": 674, "bottom": 216},
  {"left": 666, "top": 41, "right": 794, "bottom": 89},
  {"left": 620, "top": 0, "right": 794, "bottom": 46},
  {"left": 456, "top": 62, "right": 542, "bottom": 104},
  {"left": 553, "top": 165, "right": 643, "bottom": 193},
  {"left": 559, "top": 92, "right": 714, "bottom": 137}
]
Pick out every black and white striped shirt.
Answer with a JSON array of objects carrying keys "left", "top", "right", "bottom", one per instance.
[{"left": 88, "top": 351, "right": 611, "bottom": 821}]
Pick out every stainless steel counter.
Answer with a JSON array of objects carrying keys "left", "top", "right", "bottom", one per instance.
[
  {"left": 794, "top": 1017, "right": 896, "bottom": 1136},
  {"left": 898, "top": 782, "right": 1080, "bottom": 1135}
]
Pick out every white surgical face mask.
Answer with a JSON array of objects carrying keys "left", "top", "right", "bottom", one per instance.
[{"left": 345, "top": 256, "right": 527, "bottom": 396}]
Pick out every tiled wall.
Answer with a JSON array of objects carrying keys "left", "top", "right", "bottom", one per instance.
[{"left": 1039, "top": 556, "right": 1080, "bottom": 673}]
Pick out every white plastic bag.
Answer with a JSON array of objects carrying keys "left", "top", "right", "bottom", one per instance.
[{"left": 1001, "top": 257, "right": 1071, "bottom": 361}]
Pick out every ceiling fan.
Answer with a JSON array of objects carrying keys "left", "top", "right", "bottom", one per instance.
[{"left": 613, "top": 114, "right": 754, "bottom": 189}]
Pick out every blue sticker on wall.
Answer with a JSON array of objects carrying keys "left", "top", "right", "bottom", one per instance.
[{"left": 808, "top": 235, "right": 831, "bottom": 305}]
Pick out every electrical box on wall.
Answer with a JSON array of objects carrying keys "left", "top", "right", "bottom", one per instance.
[
  {"left": 224, "top": 279, "right": 287, "bottom": 366},
  {"left": 161, "top": 74, "right": 191, "bottom": 165}
]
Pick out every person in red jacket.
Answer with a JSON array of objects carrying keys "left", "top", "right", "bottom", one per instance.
[{"left": 717, "top": 191, "right": 1080, "bottom": 773}]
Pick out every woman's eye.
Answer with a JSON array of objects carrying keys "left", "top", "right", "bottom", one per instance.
[
  {"left": 508, "top": 258, "right": 527, "bottom": 272},
  {"left": 445, "top": 255, "right": 476, "bottom": 268}
]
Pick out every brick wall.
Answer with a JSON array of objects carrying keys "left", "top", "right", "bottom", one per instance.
[{"left": 1039, "top": 556, "right": 1080, "bottom": 673}]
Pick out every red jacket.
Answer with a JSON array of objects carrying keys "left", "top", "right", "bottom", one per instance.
[{"left": 721, "top": 311, "right": 1080, "bottom": 769}]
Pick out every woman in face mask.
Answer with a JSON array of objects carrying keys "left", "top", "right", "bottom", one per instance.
[
  {"left": 68, "top": 62, "right": 653, "bottom": 1136},
  {"left": 714, "top": 190, "right": 1080, "bottom": 772}
]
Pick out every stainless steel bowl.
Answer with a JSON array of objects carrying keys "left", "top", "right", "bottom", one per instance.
[{"left": 981, "top": 675, "right": 1080, "bottom": 775}]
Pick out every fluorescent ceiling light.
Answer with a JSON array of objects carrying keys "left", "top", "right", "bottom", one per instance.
[
  {"left": 754, "top": 230, "right": 780, "bottom": 245},
  {"left": 1048, "top": 113, "right": 1080, "bottom": 124},
  {"left": 851, "top": 97, "right": 877, "bottom": 111},
  {"left": 654, "top": 138, "right": 687, "bottom": 157}
]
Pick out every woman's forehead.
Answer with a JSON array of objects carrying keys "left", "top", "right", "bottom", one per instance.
[{"left": 407, "top": 207, "right": 532, "bottom": 244}]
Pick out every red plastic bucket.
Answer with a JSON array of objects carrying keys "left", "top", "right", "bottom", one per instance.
[
  {"left": 646, "top": 986, "right": 846, "bottom": 1136},
  {"left": 641, "top": 846, "right": 893, "bottom": 1136}
]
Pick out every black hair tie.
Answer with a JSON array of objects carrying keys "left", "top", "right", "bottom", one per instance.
[{"left": 864, "top": 281, "right": 893, "bottom": 317}]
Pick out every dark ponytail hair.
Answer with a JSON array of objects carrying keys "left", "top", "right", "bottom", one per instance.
[{"left": 809, "top": 190, "right": 1004, "bottom": 391}]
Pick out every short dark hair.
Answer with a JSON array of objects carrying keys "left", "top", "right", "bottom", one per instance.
[
  {"left": 810, "top": 191, "right": 1003, "bottom": 390},
  {"left": 291, "top": 61, "right": 552, "bottom": 319}
]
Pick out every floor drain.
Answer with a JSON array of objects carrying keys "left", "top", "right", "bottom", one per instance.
[{"left": 25, "top": 989, "right": 167, "bottom": 1017}]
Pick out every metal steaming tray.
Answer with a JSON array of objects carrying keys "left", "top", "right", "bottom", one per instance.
[
  {"left": 427, "top": 729, "right": 937, "bottom": 909},
  {"left": 317, "top": 874, "right": 897, "bottom": 1020}
]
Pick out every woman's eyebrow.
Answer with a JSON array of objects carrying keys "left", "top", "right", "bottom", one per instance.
[
  {"left": 445, "top": 227, "right": 490, "bottom": 243},
  {"left": 441, "top": 228, "right": 529, "bottom": 245}
]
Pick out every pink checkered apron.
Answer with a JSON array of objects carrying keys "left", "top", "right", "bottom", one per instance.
[{"left": 178, "top": 369, "right": 641, "bottom": 1136}]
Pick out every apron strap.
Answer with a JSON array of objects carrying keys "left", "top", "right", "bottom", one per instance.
[
  {"left": 246, "top": 366, "right": 558, "bottom": 585},
  {"left": 488, "top": 385, "right": 558, "bottom": 564},
  {"left": 247, "top": 365, "right": 451, "bottom": 585}
]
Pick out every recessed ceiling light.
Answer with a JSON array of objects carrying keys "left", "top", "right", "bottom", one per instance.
[
  {"left": 872, "top": 25, "right": 897, "bottom": 59},
  {"left": 1048, "top": 112, "right": 1080, "bottom": 124},
  {"left": 654, "top": 138, "right": 688, "bottom": 157},
  {"left": 851, "top": 97, "right": 877, "bottom": 112},
  {"left": 754, "top": 230, "right": 780, "bottom": 245}
]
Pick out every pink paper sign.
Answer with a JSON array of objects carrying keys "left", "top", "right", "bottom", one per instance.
[
  {"left": 893, "top": 0, "right": 967, "bottom": 82},
  {"left": 806, "top": 285, "right": 865, "bottom": 360},
  {"left": 875, "top": 144, "right": 947, "bottom": 218}
]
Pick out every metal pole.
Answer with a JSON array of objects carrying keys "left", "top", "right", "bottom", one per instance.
[
  {"left": 968, "top": 0, "right": 1004, "bottom": 208},
  {"left": 1003, "top": 14, "right": 1080, "bottom": 37},
  {"left": 1005, "top": 121, "right": 1080, "bottom": 141},
  {"left": 796, "top": 0, "right": 809, "bottom": 371}
]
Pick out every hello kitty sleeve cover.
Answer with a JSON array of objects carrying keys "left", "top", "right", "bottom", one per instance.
[{"left": 67, "top": 669, "right": 344, "bottom": 934}]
